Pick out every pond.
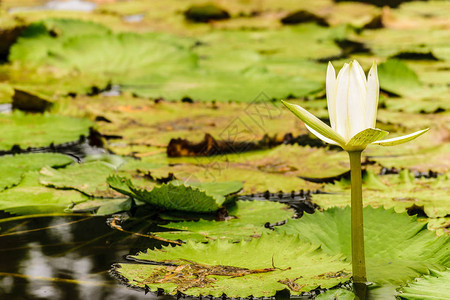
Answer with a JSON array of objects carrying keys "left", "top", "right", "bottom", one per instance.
[
  {"left": 0, "top": 0, "right": 449, "bottom": 299},
  {"left": 0, "top": 211, "right": 167, "bottom": 299}
]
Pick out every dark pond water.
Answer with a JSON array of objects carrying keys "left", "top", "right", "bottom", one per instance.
[{"left": 0, "top": 211, "right": 175, "bottom": 300}]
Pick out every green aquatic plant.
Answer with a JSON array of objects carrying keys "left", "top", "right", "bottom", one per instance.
[{"left": 282, "top": 60, "right": 429, "bottom": 297}]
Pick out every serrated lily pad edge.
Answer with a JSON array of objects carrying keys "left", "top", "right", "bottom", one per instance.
[{"left": 108, "top": 175, "right": 242, "bottom": 212}]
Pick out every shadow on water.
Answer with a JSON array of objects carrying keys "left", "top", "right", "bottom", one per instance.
[{"left": 0, "top": 211, "right": 176, "bottom": 300}]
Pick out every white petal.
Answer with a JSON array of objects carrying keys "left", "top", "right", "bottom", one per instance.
[
  {"left": 281, "top": 100, "right": 346, "bottom": 146},
  {"left": 353, "top": 60, "right": 367, "bottom": 90},
  {"left": 347, "top": 61, "right": 367, "bottom": 138},
  {"left": 326, "top": 62, "right": 337, "bottom": 130},
  {"left": 335, "top": 63, "right": 350, "bottom": 141},
  {"left": 366, "top": 62, "right": 379, "bottom": 128},
  {"left": 372, "top": 128, "right": 429, "bottom": 146},
  {"left": 305, "top": 124, "right": 339, "bottom": 145},
  {"left": 344, "top": 128, "right": 388, "bottom": 151}
]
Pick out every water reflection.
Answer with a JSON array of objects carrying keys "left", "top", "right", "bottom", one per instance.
[
  {"left": 0, "top": 212, "right": 173, "bottom": 300},
  {"left": 8, "top": 0, "right": 97, "bottom": 13}
]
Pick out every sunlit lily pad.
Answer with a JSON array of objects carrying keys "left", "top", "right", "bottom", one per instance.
[
  {"left": 367, "top": 143, "right": 450, "bottom": 174},
  {"left": 230, "top": 145, "right": 349, "bottom": 180},
  {"left": 354, "top": 27, "right": 450, "bottom": 61},
  {"left": 108, "top": 176, "right": 242, "bottom": 213},
  {"left": 8, "top": 19, "right": 330, "bottom": 102},
  {"left": 378, "top": 59, "right": 422, "bottom": 97},
  {"left": 0, "top": 111, "right": 93, "bottom": 150},
  {"left": 0, "top": 153, "right": 73, "bottom": 191},
  {"left": 157, "top": 200, "right": 295, "bottom": 242},
  {"left": 275, "top": 206, "right": 450, "bottom": 284},
  {"left": 71, "top": 198, "right": 132, "bottom": 215},
  {"left": 114, "top": 233, "right": 351, "bottom": 297},
  {"left": 315, "top": 288, "right": 356, "bottom": 300},
  {"left": 0, "top": 172, "right": 88, "bottom": 215},
  {"left": 147, "top": 156, "right": 320, "bottom": 193},
  {"left": 39, "top": 161, "right": 123, "bottom": 198},
  {"left": 397, "top": 269, "right": 450, "bottom": 300},
  {"left": 312, "top": 170, "right": 450, "bottom": 218}
]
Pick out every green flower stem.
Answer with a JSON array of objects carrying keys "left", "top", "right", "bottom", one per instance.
[{"left": 348, "top": 151, "right": 367, "bottom": 287}]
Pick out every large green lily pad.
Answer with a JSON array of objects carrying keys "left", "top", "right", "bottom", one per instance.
[
  {"left": 312, "top": 170, "right": 450, "bottom": 218},
  {"left": 0, "top": 153, "right": 73, "bottom": 191},
  {"left": 0, "top": 111, "right": 93, "bottom": 150},
  {"left": 0, "top": 171, "right": 88, "bottom": 215},
  {"left": 378, "top": 59, "right": 422, "bottom": 97},
  {"left": 145, "top": 156, "right": 321, "bottom": 193},
  {"left": 108, "top": 175, "right": 242, "bottom": 213},
  {"left": 275, "top": 206, "right": 450, "bottom": 284},
  {"left": 39, "top": 161, "right": 123, "bottom": 198},
  {"left": 157, "top": 200, "right": 295, "bottom": 242},
  {"left": 8, "top": 19, "right": 329, "bottom": 102},
  {"left": 125, "top": 66, "right": 323, "bottom": 102},
  {"left": 367, "top": 143, "right": 450, "bottom": 174},
  {"left": 397, "top": 269, "right": 450, "bottom": 300},
  {"left": 114, "top": 233, "right": 351, "bottom": 297}
]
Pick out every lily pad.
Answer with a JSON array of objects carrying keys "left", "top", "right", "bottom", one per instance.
[
  {"left": 114, "top": 233, "right": 351, "bottom": 297},
  {"left": 354, "top": 27, "right": 450, "bottom": 61},
  {"left": 108, "top": 175, "right": 242, "bottom": 213},
  {"left": 0, "top": 153, "right": 73, "bottom": 191},
  {"left": 126, "top": 66, "right": 323, "bottom": 102},
  {"left": 275, "top": 206, "right": 450, "bottom": 284},
  {"left": 315, "top": 288, "right": 356, "bottom": 300},
  {"left": 0, "top": 171, "right": 88, "bottom": 215},
  {"left": 71, "top": 198, "right": 132, "bottom": 215},
  {"left": 9, "top": 18, "right": 111, "bottom": 66},
  {"left": 378, "top": 59, "right": 422, "bottom": 97},
  {"left": 157, "top": 200, "right": 295, "bottom": 242},
  {"left": 397, "top": 269, "right": 450, "bottom": 300},
  {"left": 147, "top": 157, "right": 321, "bottom": 193},
  {"left": 230, "top": 145, "right": 349, "bottom": 180},
  {"left": 39, "top": 161, "right": 123, "bottom": 198},
  {"left": 312, "top": 170, "right": 450, "bottom": 218},
  {"left": 366, "top": 143, "right": 450, "bottom": 174},
  {"left": 0, "top": 111, "right": 93, "bottom": 150}
]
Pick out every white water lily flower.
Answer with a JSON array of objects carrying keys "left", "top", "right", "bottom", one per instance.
[{"left": 282, "top": 60, "right": 428, "bottom": 151}]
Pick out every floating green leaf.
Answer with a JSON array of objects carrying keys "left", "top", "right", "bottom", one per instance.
[
  {"left": 0, "top": 153, "right": 73, "bottom": 191},
  {"left": 378, "top": 59, "right": 422, "bottom": 97},
  {"left": 157, "top": 200, "right": 295, "bottom": 242},
  {"left": 126, "top": 67, "right": 323, "bottom": 102},
  {"left": 275, "top": 206, "right": 449, "bottom": 285},
  {"left": 108, "top": 176, "right": 242, "bottom": 213},
  {"left": 9, "top": 18, "right": 111, "bottom": 65},
  {"left": 312, "top": 170, "right": 450, "bottom": 218},
  {"left": 39, "top": 161, "right": 122, "bottom": 198},
  {"left": 0, "top": 172, "right": 88, "bottom": 215},
  {"left": 315, "top": 288, "right": 356, "bottom": 300},
  {"left": 397, "top": 269, "right": 450, "bottom": 300},
  {"left": 114, "top": 233, "right": 351, "bottom": 297},
  {"left": 367, "top": 143, "right": 450, "bottom": 174},
  {"left": 0, "top": 112, "right": 93, "bottom": 150},
  {"left": 71, "top": 198, "right": 132, "bottom": 215}
]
